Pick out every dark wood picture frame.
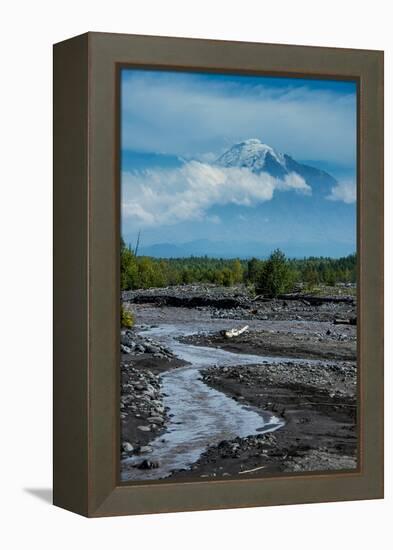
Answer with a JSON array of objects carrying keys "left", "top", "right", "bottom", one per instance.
[{"left": 53, "top": 32, "right": 384, "bottom": 517}]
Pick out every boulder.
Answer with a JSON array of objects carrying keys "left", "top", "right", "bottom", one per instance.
[
  {"left": 122, "top": 442, "right": 134, "bottom": 453},
  {"left": 137, "top": 425, "right": 151, "bottom": 432}
]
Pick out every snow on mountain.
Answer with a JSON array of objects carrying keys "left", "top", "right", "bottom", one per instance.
[
  {"left": 216, "top": 138, "right": 285, "bottom": 172},
  {"left": 215, "top": 138, "right": 337, "bottom": 192}
]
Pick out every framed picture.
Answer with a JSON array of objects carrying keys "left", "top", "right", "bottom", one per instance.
[{"left": 53, "top": 32, "right": 384, "bottom": 517}]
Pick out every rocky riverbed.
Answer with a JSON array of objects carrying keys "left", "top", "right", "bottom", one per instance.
[
  {"left": 176, "top": 360, "right": 357, "bottom": 478},
  {"left": 120, "top": 283, "right": 358, "bottom": 480},
  {"left": 120, "top": 329, "right": 187, "bottom": 470},
  {"left": 123, "top": 283, "right": 356, "bottom": 323},
  {"left": 179, "top": 324, "right": 356, "bottom": 362}
]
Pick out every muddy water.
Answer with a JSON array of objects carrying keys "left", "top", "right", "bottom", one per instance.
[{"left": 121, "top": 324, "right": 285, "bottom": 481}]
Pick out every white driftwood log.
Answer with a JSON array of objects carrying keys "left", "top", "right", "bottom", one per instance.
[{"left": 222, "top": 325, "right": 249, "bottom": 339}]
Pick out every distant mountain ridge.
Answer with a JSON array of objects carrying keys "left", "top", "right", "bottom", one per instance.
[
  {"left": 139, "top": 239, "right": 355, "bottom": 260},
  {"left": 215, "top": 138, "right": 337, "bottom": 193}
]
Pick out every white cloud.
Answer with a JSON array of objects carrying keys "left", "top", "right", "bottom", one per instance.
[
  {"left": 277, "top": 173, "right": 312, "bottom": 195},
  {"left": 122, "top": 161, "right": 311, "bottom": 227},
  {"left": 121, "top": 70, "right": 357, "bottom": 166},
  {"left": 327, "top": 180, "right": 356, "bottom": 204}
]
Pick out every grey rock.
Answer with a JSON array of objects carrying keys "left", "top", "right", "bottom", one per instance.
[
  {"left": 139, "top": 445, "right": 153, "bottom": 454},
  {"left": 122, "top": 442, "right": 134, "bottom": 453},
  {"left": 137, "top": 425, "right": 151, "bottom": 432},
  {"left": 148, "top": 415, "right": 164, "bottom": 424}
]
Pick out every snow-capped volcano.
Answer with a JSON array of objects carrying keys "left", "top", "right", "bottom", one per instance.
[
  {"left": 215, "top": 138, "right": 337, "bottom": 192},
  {"left": 216, "top": 138, "right": 285, "bottom": 172}
]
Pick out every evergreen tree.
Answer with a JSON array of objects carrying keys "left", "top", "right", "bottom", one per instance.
[
  {"left": 257, "top": 249, "right": 294, "bottom": 297},
  {"left": 247, "top": 257, "right": 262, "bottom": 283}
]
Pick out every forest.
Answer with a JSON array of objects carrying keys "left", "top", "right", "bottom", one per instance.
[{"left": 121, "top": 239, "right": 356, "bottom": 296}]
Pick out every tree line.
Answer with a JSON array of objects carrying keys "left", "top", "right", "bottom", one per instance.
[{"left": 121, "top": 238, "right": 356, "bottom": 296}]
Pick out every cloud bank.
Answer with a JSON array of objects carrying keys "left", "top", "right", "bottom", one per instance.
[
  {"left": 327, "top": 180, "right": 356, "bottom": 204},
  {"left": 122, "top": 161, "right": 311, "bottom": 227}
]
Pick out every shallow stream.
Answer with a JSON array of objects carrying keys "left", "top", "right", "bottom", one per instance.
[{"left": 121, "top": 323, "right": 285, "bottom": 481}]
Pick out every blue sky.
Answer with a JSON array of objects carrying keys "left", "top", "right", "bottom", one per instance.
[{"left": 120, "top": 68, "right": 357, "bottom": 258}]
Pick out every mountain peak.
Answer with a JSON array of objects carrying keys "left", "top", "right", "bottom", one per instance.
[
  {"left": 214, "top": 138, "right": 338, "bottom": 193},
  {"left": 215, "top": 138, "right": 285, "bottom": 174}
]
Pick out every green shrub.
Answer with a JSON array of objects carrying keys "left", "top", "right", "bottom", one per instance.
[
  {"left": 121, "top": 306, "right": 135, "bottom": 328},
  {"left": 221, "top": 268, "right": 234, "bottom": 287}
]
